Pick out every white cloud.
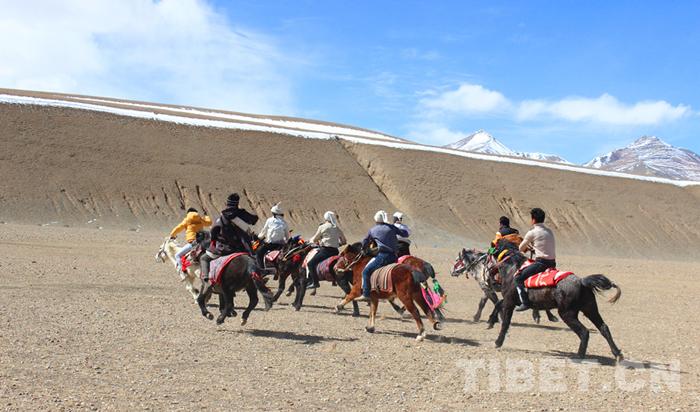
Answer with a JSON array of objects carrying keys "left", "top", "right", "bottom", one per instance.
[
  {"left": 419, "top": 83, "right": 510, "bottom": 115},
  {"left": 406, "top": 121, "right": 467, "bottom": 145},
  {"left": 0, "top": 0, "right": 297, "bottom": 114},
  {"left": 516, "top": 93, "right": 691, "bottom": 125}
]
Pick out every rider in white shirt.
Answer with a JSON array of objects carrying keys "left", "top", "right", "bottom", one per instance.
[{"left": 255, "top": 203, "right": 290, "bottom": 268}]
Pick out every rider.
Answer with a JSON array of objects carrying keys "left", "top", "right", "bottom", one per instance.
[
  {"left": 200, "top": 193, "right": 259, "bottom": 283},
  {"left": 255, "top": 202, "right": 290, "bottom": 269},
  {"left": 170, "top": 207, "right": 212, "bottom": 276},
  {"left": 356, "top": 210, "right": 409, "bottom": 302},
  {"left": 514, "top": 208, "right": 556, "bottom": 311},
  {"left": 392, "top": 212, "right": 412, "bottom": 257},
  {"left": 306, "top": 211, "right": 347, "bottom": 289},
  {"left": 491, "top": 216, "right": 522, "bottom": 249}
]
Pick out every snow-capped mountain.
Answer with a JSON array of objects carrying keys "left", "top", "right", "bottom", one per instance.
[
  {"left": 444, "top": 130, "right": 570, "bottom": 164},
  {"left": 444, "top": 130, "right": 513, "bottom": 156},
  {"left": 585, "top": 136, "right": 700, "bottom": 181}
]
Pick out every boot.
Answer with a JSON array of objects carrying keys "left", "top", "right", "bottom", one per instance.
[{"left": 515, "top": 287, "right": 530, "bottom": 311}]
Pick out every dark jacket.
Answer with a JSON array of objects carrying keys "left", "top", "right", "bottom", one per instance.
[
  {"left": 498, "top": 226, "right": 519, "bottom": 237},
  {"left": 362, "top": 223, "right": 409, "bottom": 254},
  {"left": 209, "top": 207, "right": 259, "bottom": 255}
]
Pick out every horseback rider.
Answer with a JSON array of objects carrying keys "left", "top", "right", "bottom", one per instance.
[
  {"left": 255, "top": 202, "right": 290, "bottom": 269},
  {"left": 393, "top": 211, "right": 412, "bottom": 257},
  {"left": 514, "top": 208, "right": 556, "bottom": 311},
  {"left": 169, "top": 207, "right": 211, "bottom": 277},
  {"left": 306, "top": 211, "right": 347, "bottom": 289},
  {"left": 356, "top": 210, "right": 409, "bottom": 302},
  {"left": 491, "top": 216, "right": 523, "bottom": 249},
  {"left": 200, "top": 193, "right": 259, "bottom": 283}
]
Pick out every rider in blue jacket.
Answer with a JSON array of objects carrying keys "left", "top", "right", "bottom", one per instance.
[{"left": 356, "top": 210, "right": 409, "bottom": 301}]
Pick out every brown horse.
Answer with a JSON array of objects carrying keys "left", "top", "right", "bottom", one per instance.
[
  {"left": 334, "top": 243, "right": 441, "bottom": 341},
  {"left": 196, "top": 254, "right": 273, "bottom": 326}
]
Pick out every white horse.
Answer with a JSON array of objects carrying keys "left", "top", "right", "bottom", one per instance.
[{"left": 155, "top": 238, "right": 202, "bottom": 301}]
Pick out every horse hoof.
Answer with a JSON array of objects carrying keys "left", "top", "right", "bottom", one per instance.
[
  {"left": 548, "top": 316, "right": 559, "bottom": 323},
  {"left": 228, "top": 310, "right": 237, "bottom": 318},
  {"left": 193, "top": 288, "right": 200, "bottom": 294},
  {"left": 216, "top": 317, "right": 225, "bottom": 325},
  {"left": 294, "top": 305, "right": 301, "bottom": 312},
  {"left": 534, "top": 317, "right": 541, "bottom": 324},
  {"left": 335, "top": 305, "right": 343, "bottom": 313},
  {"left": 494, "top": 341, "right": 503, "bottom": 348},
  {"left": 204, "top": 312, "right": 214, "bottom": 320},
  {"left": 352, "top": 312, "right": 360, "bottom": 318},
  {"left": 416, "top": 334, "right": 425, "bottom": 342},
  {"left": 365, "top": 326, "right": 375, "bottom": 333},
  {"left": 285, "top": 291, "right": 293, "bottom": 297},
  {"left": 486, "top": 323, "right": 495, "bottom": 330},
  {"left": 615, "top": 353, "right": 624, "bottom": 363},
  {"left": 310, "top": 290, "right": 317, "bottom": 296},
  {"left": 241, "top": 318, "right": 248, "bottom": 326},
  {"left": 473, "top": 316, "right": 480, "bottom": 322},
  {"left": 433, "top": 322, "right": 442, "bottom": 331}
]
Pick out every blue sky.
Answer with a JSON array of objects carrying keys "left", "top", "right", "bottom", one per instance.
[{"left": 1, "top": 0, "right": 699, "bottom": 163}]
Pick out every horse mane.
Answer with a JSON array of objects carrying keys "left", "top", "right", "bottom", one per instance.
[{"left": 342, "top": 242, "right": 362, "bottom": 255}]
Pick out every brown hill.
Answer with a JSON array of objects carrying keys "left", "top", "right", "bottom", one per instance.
[{"left": 1, "top": 90, "right": 699, "bottom": 259}]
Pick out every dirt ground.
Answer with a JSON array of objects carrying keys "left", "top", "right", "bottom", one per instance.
[{"left": 1, "top": 223, "right": 698, "bottom": 411}]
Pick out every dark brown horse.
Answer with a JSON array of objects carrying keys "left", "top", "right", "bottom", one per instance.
[
  {"left": 196, "top": 254, "right": 273, "bottom": 326},
  {"left": 460, "top": 243, "right": 623, "bottom": 360},
  {"left": 334, "top": 243, "right": 441, "bottom": 341}
]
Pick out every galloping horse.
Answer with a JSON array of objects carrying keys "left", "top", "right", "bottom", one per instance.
[
  {"left": 451, "top": 249, "right": 558, "bottom": 327},
  {"left": 334, "top": 243, "right": 441, "bottom": 341},
  {"left": 155, "top": 237, "right": 202, "bottom": 301},
  {"left": 460, "top": 243, "right": 623, "bottom": 360},
  {"left": 196, "top": 253, "right": 273, "bottom": 326}
]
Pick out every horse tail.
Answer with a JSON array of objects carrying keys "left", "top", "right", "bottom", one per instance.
[
  {"left": 581, "top": 274, "right": 621, "bottom": 304},
  {"left": 423, "top": 261, "right": 436, "bottom": 279}
]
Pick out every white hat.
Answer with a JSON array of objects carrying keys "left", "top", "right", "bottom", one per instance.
[
  {"left": 271, "top": 202, "right": 284, "bottom": 215},
  {"left": 374, "top": 210, "right": 388, "bottom": 223},
  {"left": 323, "top": 211, "right": 337, "bottom": 227},
  {"left": 393, "top": 211, "right": 404, "bottom": 220}
]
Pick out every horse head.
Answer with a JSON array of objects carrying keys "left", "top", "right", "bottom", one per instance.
[
  {"left": 155, "top": 237, "right": 171, "bottom": 263},
  {"left": 335, "top": 242, "right": 363, "bottom": 274}
]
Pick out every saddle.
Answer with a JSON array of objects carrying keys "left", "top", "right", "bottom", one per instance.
[
  {"left": 316, "top": 255, "right": 339, "bottom": 282},
  {"left": 265, "top": 250, "right": 281, "bottom": 263},
  {"left": 523, "top": 267, "right": 573, "bottom": 289}
]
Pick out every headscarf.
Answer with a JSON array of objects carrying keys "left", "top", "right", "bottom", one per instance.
[
  {"left": 374, "top": 210, "right": 388, "bottom": 224},
  {"left": 323, "top": 211, "right": 337, "bottom": 227}
]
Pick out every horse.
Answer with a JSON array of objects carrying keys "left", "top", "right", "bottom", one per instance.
[
  {"left": 460, "top": 244, "right": 623, "bottom": 361},
  {"left": 155, "top": 237, "right": 203, "bottom": 301},
  {"left": 334, "top": 243, "right": 441, "bottom": 341},
  {"left": 196, "top": 253, "right": 273, "bottom": 326},
  {"left": 451, "top": 249, "right": 558, "bottom": 327}
]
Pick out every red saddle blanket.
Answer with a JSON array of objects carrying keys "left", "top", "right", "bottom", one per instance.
[
  {"left": 317, "top": 255, "right": 339, "bottom": 282},
  {"left": 370, "top": 264, "right": 398, "bottom": 294},
  {"left": 397, "top": 255, "right": 412, "bottom": 264},
  {"left": 207, "top": 252, "right": 249, "bottom": 286},
  {"left": 524, "top": 267, "right": 573, "bottom": 289}
]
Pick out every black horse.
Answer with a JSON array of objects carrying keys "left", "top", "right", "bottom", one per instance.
[
  {"left": 196, "top": 254, "right": 273, "bottom": 326},
  {"left": 461, "top": 242, "right": 623, "bottom": 361}
]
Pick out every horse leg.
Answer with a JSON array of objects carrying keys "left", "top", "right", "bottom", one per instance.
[
  {"left": 486, "top": 299, "right": 502, "bottom": 329},
  {"left": 285, "top": 282, "right": 295, "bottom": 297},
  {"left": 494, "top": 301, "right": 515, "bottom": 348},
  {"left": 474, "top": 294, "right": 488, "bottom": 322},
  {"left": 581, "top": 300, "right": 623, "bottom": 361},
  {"left": 335, "top": 280, "right": 361, "bottom": 313},
  {"left": 216, "top": 286, "right": 233, "bottom": 325},
  {"left": 558, "top": 309, "right": 590, "bottom": 359},
  {"left": 365, "top": 295, "right": 378, "bottom": 333},
  {"left": 272, "top": 272, "right": 287, "bottom": 302},
  {"left": 293, "top": 275, "right": 307, "bottom": 311},
  {"left": 196, "top": 283, "right": 214, "bottom": 320},
  {"left": 241, "top": 284, "right": 259, "bottom": 326},
  {"left": 532, "top": 310, "right": 541, "bottom": 324},
  {"left": 388, "top": 297, "right": 406, "bottom": 317},
  {"left": 545, "top": 310, "right": 559, "bottom": 322},
  {"left": 397, "top": 289, "right": 425, "bottom": 341},
  {"left": 337, "top": 278, "right": 360, "bottom": 317}
]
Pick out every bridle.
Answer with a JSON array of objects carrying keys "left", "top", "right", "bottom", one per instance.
[
  {"left": 336, "top": 250, "right": 366, "bottom": 273},
  {"left": 155, "top": 237, "right": 170, "bottom": 263}
]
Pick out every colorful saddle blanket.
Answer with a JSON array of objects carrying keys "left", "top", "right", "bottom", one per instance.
[
  {"left": 208, "top": 252, "right": 249, "bottom": 286},
  {"left": 370, "top": 264, "right": 398, "bottom": 293},
  {"left": 522, "top": 263, "right": 573, "bottom": 289},
  {"left": 265, "top": 250, "right": 281, "bottom": 263},
  {"left": 317, "top": 255, "right": 340, "bottom": 282}
]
